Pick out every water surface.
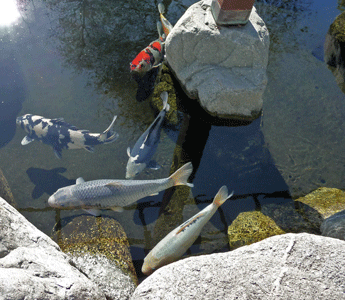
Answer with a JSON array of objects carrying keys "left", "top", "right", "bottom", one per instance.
[{"left": 0, "top": 0, "right": 344, "bottom": 278}]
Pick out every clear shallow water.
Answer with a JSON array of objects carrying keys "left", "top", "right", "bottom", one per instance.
[{"left": 0, "top": 0, "right": 344, "bottom": 278}]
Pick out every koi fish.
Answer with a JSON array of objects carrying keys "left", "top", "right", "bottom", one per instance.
[
  {"left": 158, "top": 3, "right": 173, "bottom": 37},
  {"left": 16, "top": 114, "right": 118, "bottom": 159},
  {"left": 130, "top": 22, "right": 165, "bottom": 74},
  {"left": 142, "top": 186, "right": 234, "bottom": 275},
  {"left": 126, "top": 91, "right": 170, "bottom": 179},
  {"left": 48, "top": 162, "right": 194, "bottom": 216}
]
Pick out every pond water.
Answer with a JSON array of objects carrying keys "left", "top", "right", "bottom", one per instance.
[{"left": 0, "top": 0, "right": 344, "bottom": 279}]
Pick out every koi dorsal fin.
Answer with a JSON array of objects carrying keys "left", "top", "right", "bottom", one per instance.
[
  {"left": 176, "top": 213, "right": 204, "bottom": 235},
  {"left": 50, "top": 118, "right": 79, "bottom": 130}
]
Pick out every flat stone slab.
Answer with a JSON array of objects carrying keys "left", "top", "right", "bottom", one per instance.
[{"left": 165, "top": 0, "right": 269, "bottom": 120}]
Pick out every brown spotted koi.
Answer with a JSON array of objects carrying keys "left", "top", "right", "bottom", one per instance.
[{"left": 142, "top": 186, "right": 234, "bottom": 275}]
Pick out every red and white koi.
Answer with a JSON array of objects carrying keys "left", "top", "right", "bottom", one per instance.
[
  {"left": 142, "top": 186, "right": 234, "bottom": 275},
  {"left": 130, "top": 22, "right": 165, "bottom": 74},
  {"left": 158, "top": 3, "right": 174, "bottom": 37}
]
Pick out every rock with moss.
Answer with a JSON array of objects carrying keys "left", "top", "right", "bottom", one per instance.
[
  {"left": 295, "top": 187, "right": 345, "bottom": 219},
  {"left": 150, "top": 64, "right": 179, "bottom": 126},
  {"left": 261, "top": 202, "right": 322, "bottom": 235},
  {"left": 228, "top": 211, "right": 285, "bottom": 249},
  {"left": 0, "top": 168, "right": 17, "bottom": 208},
  {"left": 51, "top": 215, "right": 137, "bottom": 299},
  {"left": 324, "top": 11, "right": 345, "bottom": 86}
]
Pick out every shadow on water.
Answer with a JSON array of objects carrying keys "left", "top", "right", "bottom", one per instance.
[
  {"left": 26, "top": 167, "right": 75, "bottom": 199},
  {"left": 0, "top": 55, "right": 26, "bottom": 149}
]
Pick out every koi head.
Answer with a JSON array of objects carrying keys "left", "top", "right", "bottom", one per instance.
[{"left": 130, "top": 50, "right": 152, "bottom": 73}]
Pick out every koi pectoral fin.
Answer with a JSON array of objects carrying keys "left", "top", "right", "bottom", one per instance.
[
  {"left": 21, "top": 136, "right": 34, "bottom": 145},
  {"left": 83, "top": 208, "right": 102, "bottom": 216}
]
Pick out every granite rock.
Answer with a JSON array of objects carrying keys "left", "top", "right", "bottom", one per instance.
[
  {"left": 165, "top": 0, "right": 269, "bottom": 120},
  {"left": 131, "top": 233, "right": 345, "bottom": 299},
  {"left": 0, "top": 197, "right": 105, "bottom": 300}
]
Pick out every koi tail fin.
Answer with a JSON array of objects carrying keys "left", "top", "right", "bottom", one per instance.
[
  {"left": 157, "top": 21, "right": 164, "bottom": 39},
  {"left": 213, "top": 186, "right": 234, "bottom": 207},
  {"left": 98, "top": 116, "right": 119, "bottom": 143},
  {"left": 158, "top": 3, "right": 165, "bottom": 15},
  {"left": 160, "top": 91, "right": 170, "bottom": 112},
  {"left": 169, "top": 162, "right": 194, "bottom": 187}
]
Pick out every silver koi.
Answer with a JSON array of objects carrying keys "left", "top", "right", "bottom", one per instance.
[
  {"left": 48, "top": 162, "right": 194, "bottom": 216},
  {"left": 16, "top": 114, "right": 118, "bottom": 159},
  {"left": 142, "top": 185, "right": 234, "bottom": 275}
]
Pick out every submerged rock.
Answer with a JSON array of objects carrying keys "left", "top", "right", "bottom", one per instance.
[
  {"left": 228, "top": 211, "right": 285, "bottom": 249},
  {"left": 0, "top": 168, "right": 16, "bottom": 208},
  {"left": 165, "top": 0, "right": 269, "bottom": 120},
  {"left": 295, "top": 187, "right": 345, "bottom": 219},
  {"left": 131, "top": 233, "right": 345, "bottom": 299},
  {"left": 51, "top": 215, "right": 137, "bottom": 299},
  {"left": 0, "top": 197, "right": 105, "bottom": 300},
  {"left": 321, "top": 209, "right": 345, "bottom": 240},
  {"left": 324, "top": 11, "right": 345, "bottom": 91}
]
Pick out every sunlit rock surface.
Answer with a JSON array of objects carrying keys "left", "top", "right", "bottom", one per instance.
[
  {"left": 165, "top": 0, "right": 269, "bottom": 120},
  {"left": 228, "top": 211, "right": 285, "bottom": 250},
  {"left": 132, "top": 233, "right": 345, "bottom": 299},
  {"left": 295, "top": 187, "right": 345, "bottom": 219},
  {"left": 0, "top": 197, "right": 105, "bottom": 300},
  {"left": 51, "top": 215, "right": 137, "bottom": 299}
]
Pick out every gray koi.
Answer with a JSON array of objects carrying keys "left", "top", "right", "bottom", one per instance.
[
  {"left": 48, "top": 162, "right": 193, "bottom": 216},
  {"left": 126, "top": 91, "right": 170, "bottom": 179},
  {"left": 16, "top": 114, "right": 118, "bottom": 158},
  {"left": 142, "top": 185, "right": 234, "bottom": 275}
]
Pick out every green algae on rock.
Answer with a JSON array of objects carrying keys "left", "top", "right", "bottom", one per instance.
[
  {"left": 150, "top": 64, "right": 179, "bottom": 126},
  {"left": 295, "top": 187, "right": 345, "bottom": 219},
  {"left": 228, "top": 211, "right": 285, "bottom": 250},
  {"left": 51, "top": 215, "right": 137, "bottom": 285},
  {"left": 325, "top": 11, "right": 345, "bottom": 92},
  {"left": 329, "top": 11, "right": 345, "bottom": 43}
]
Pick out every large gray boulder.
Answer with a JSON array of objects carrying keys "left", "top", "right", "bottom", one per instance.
[
  {"left": 131, "top": 233, "right": 345, "bottom": 299},
  {"left": 165, "top": 0, "right": 269, "bottom": 120},
  {"left": 0, "top": 197, "right": 106, "bottom": 300}
]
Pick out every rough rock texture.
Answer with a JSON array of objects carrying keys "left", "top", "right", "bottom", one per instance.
[
  {"left": 51, "top": 215, "right": 137, "bottom": 299},
  {"left": 131, "top": 233, "right": 345, "bottom": 299},
  {"left": 228, "top": 211, "right": 285, "bottom": 249},
  {"left": 321, "top": 209, "right": 345, "bottom": 240},
  {"left": 295, "top": 187, "right": 345, "bottom": 219},
  {"left": 0, "top": 197, "right": 106, "bottom": 300},
  {"left": 165, "top": 0, "right": 269, "bottom": 120}
]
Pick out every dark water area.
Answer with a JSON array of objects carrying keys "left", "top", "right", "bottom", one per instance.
[{"left": 0, "top": 0, "right": 344, "bottom": 280}]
